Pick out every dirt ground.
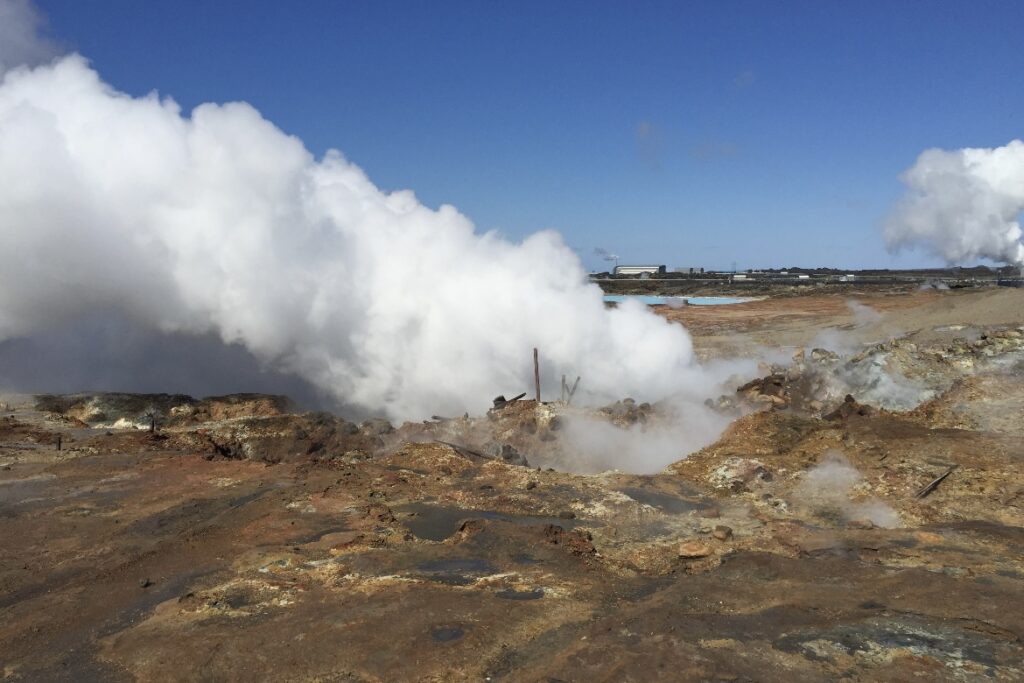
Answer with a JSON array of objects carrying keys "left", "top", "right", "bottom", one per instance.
[
  {"left": 662, "top": 287, "right": 1024, "bottom": 358},
  {"left": 1, "top": 286, "right": 1022, "bottom": 681}
]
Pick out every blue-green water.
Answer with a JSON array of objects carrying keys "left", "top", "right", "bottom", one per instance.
[{"left": 603, "top": 295, "right": 752, "bottom": 306}]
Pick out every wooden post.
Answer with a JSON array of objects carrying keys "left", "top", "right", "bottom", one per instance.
[
  {"left": 56, "top": 435, "right": 62, "bottom": 452},
  {"left": 533, "top": 348, "right": 541, "bottom": 403},
  {"left": 567, "top": 376, "right": 581, "bottom": 404},
  {"left": 561, "top": 374, "right": 567, "bottom": 402}
]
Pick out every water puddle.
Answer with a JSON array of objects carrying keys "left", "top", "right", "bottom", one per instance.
[
  {"left": 415, "top": 558, "right": 497, "bottom": 585},
  {"left": 396, "top": 502, "right": 580, "bottom": 541},
  {"left": 618, "top": 486, "right": 708, "bottom": 514},
  {"left": 496, "top": 588, "right": 544, "bottom": 600},
  {"left": 431, "top": 626, "right": 465, "bottom": 642},
  {"left": 287, "top": 525, "right": 352, "bottom": 544}
]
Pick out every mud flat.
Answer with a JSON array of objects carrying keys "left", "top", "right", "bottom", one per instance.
[{"left": 1, "top": 286, "right": 1023, "bottom": 681}]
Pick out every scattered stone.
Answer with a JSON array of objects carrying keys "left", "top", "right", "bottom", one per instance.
[
  {"left": 736, "top": 374, "right": 789, "bottom": 405},
  {"left": 709, "top": 457, "right": 772, "bottom": 492},
  {"left": 810, "top": 348, "right": 840, "bottom": 363},
  {"left": 542, "top": 524, "right": 595, "bottom": 556},
  {"left": 678, "top": 541, "right": 713, "bottom": 558},
  {"left": 456, "top": 520, "right": 485, "bottom": 536},
  {"left": 712, "top": 525, "right": 733, "bottom": 541},
  {"left": 364, "top": 503, "right": 395, "bottom": 523},
  {"left": 825, "top": 395, "right": 875, "bottom": 420},
  {"left": 486, "top": 443, "right": 529, "bottom": 467}
]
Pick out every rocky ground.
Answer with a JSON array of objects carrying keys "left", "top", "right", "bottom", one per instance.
[{"left": 1, "top": 286, "right": 1022, "bottom": 681}]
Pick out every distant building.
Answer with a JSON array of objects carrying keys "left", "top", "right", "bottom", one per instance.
[
  {"left": 673, "top": 266, "right": 705, "bottom": 274},
  {"left": 614, "top": 265, "right": 667, "bottom": 276}
]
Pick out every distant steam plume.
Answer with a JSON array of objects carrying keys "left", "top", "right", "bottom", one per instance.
[
  {"left": 885, "top": 140, "right": 1024, "bottom": 266},
  {"left": 0, "top": 17, "right": 747, "bottom": 424}
]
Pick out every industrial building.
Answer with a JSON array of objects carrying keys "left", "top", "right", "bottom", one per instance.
[{"left": 613, "top": 265, "right": 666, "bottom": 275}]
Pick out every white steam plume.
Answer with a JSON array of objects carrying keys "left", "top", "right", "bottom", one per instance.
[
  {"left": 794, "top": 451, "right": 900, "bottom": 528},
  {"left": 558, "top": 408, "right": 733, "bottom": 474},
  {"left": 0, "top": 0, "right": 58, "bottom": 75},
  {"left": 885, "top": 140, "right": 1024, "bottom": 266},
  {"left": 0, "top": 52, "right": 734, "bottom": 422}
]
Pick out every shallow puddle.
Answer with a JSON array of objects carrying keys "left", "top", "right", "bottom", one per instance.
[
  {"left": 618, "top": 486, "right": 708, "bottom": 514},
  {"left": 496, "top": 588, "right": 544, "bottom": 600},
  {"left": 415, "top": 558, "right": 497, "bottom": 585},
  {"left": 430, "top": 626, "right": 465, "bottom": 642},
  {"left": 396, "top": 502, "right": 581, "bottom": 541}
]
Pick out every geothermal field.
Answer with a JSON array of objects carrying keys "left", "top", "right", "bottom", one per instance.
[
  {"left": 2, "top": 283, "right": 1024, "bottom": 681},
  {"left": 4, "top": 2, "right": 1024, "bottom": 681}
]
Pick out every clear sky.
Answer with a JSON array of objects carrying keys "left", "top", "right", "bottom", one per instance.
[{"left": 34, "top": 0, "right": 1024, "bottom": 270}]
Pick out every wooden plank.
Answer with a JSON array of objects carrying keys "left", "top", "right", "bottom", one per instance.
[{"left": 915, "top": 465, "right": 957, "bottom": 499}]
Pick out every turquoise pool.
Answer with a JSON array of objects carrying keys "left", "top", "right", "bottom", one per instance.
[{"left": 603, "top": 295, "right": 752, "bottom": 306}]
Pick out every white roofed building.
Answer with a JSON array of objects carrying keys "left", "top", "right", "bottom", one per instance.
[{"left": 614, "top": 265, "right": 666, "bottom": 275}]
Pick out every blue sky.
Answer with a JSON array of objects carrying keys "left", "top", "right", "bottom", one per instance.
[{"left": 36, "top": 0, "right": 1024, "bottom": 270}]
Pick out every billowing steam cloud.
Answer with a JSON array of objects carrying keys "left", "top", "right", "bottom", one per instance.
[
  {"left": 885, "top": 140, "right": 1024, "bottom": 266},
  {"left": 0, "top": 23, "right": 731, "bottom": 421},
  {"left": 0, "top": 0, "right": 57, "bottom": 75}
]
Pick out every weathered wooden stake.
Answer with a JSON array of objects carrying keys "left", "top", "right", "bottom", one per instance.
[
  {"left": 915, "top": 465, "right": 957, "bottom": 499},
  {"left": 533, "top": 347, "right": 541, "bottom": 403},
  {"left": 56, "top": 435, "right": 62, "bottom": 452},
  {"left": 561, "top": 374, "right": 567, "bottom": 402}
]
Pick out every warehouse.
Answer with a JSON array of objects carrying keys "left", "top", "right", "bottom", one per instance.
[{"left": 613, "top": 264, "right": 666, "bottom": 275}]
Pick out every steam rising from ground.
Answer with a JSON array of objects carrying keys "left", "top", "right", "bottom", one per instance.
[
  {"left": 795, "top": 451, "right": 900, "bottom": 528},
  {"left": 0, "top": 27, "right": 740, "bottom": 424},
  {"left": 558, "top": 411, "right": 732, "bottom": 474},
  {"left": 557, "top": 393, "right": 737, "bottom": 474},
  {"left": 886, "top": 140, "right": 1024, "bottom": 266},
  {"left": 809, "top": 299, "right": 882, "bottom": 357},
  {"left": 800, "top": 301, "right": 934, "bottom": 411},
  {"left": 559, "top": 417, "right": 698, "bottom": 474}
]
